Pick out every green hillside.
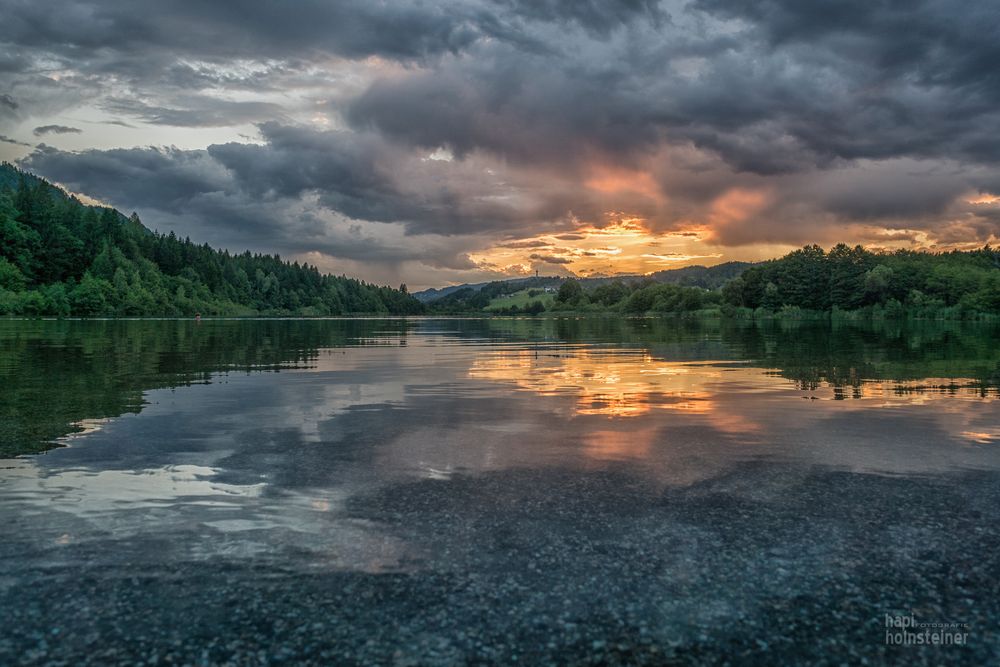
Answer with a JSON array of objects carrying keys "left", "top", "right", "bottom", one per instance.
[
  {"left": 485, "top": 288, "right": 556, "bottom": 314},
  {"left": 723, "top": 244, "right": 1000, "bottom": 318},
  {"left": 0, "top": 163, "right": 423, "bottom": 316}
]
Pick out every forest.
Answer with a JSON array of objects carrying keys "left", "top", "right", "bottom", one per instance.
[
  {"left": 0, "top": 163, "right": 423, "bottom": 316},
  {"left": 426, "top": 244, "right": 1000, "bottom": 320},
  {"left": 721, "top": 243, "right": 1000, "bottom": 319}
]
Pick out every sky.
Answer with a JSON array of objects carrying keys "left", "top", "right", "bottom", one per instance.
[{"left": 1, "top": 0, "right": 999, "bottom": 289}]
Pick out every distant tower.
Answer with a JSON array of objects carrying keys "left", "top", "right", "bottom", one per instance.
[{"left": 535, "top": 269, "right": 539, "bottom": 279}]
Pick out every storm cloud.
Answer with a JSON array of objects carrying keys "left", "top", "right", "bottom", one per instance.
[{"left": 2, "top": 0, "right": 999, "bottom": 286}]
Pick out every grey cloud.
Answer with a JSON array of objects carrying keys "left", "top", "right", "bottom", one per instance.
[
  {"left": 0, "top": 0, "right": 660, "bottom": 69},
  {"left": 0, "top": 51, "right": 30, "bottom": 73},
  {"left": 15, "top": 141, "right": 472, "bottom": 268},
  {"left": 347, "top": 42, "right": 665, "bottom": 169},
  {"left": 529, "top": 253, "right": 573, "bottom": 265},
  {"left": 0, "top": 72, "right": 104, "bottom": 128},
  {"left": 0, "top": 0, "right": 492, "bottom": 135},
  {"left": 0, "top": 93, "right": 17, "bottom": 113},
  {"left": 0, "top": 134, "right": 31, "bottom": 146},
  {"left": 0, "top": 0, "right": 667, "bottom": 137},
  {"left": 485, "top": 0, "right": 666, "bottom": 35},
  {"left": 692, "top": 0, "right": 1000, "bottom": 90},
  {"left": 20, "top": 120, "right": 1000, "bottom": 261},
  {"left": 680, "top": 0, "right": 1000, "bottom": 165},
  {"left": 205, "top": 123, "right": 382, "bottom": 203},
  {"left": 206, "top": 122, "right": 589, "bottom": 236},
  {"left": 4, "top": 0, "right": 999, "bottom": 179},
  {"left": 103, "top": 97, "right": 288, "bottom": 127},
  {"left": 21, "top": 145, "right": 231, "bottom": 215},
  {"left": 15, "top": 125, "right": 585, "bottom": 264},
  {"left": 346, "top": 0, "right": 1000, "bottom": 179},
  {"left": 33, "top": 124, "right": 82, "bottom": 136},
  {"left": 5, "top": 0, "right": 1000, "bottom": 263},
  {"left": 0, "top": 0, "right": 481, "bottom": 61},
  {"left": 804, "top": 160, "right": 973, "bottom": 221},
  {"left": 499, "top": 240, "right": 552, "bottom": 249}
]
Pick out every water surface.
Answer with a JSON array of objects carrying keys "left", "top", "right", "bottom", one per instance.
[{"left": 1, "top": 318, "right": 998, "bottom": 664}]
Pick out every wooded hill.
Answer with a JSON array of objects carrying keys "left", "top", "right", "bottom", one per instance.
[
  {"left": 722, "top": 243, "right": 1000, "bottom": 318},
  {"left": 426, "top": 244, "right": 1000, "bottom": 319},
  {"left": 0, "top": 163, "right": 423, "bottom": 316}
]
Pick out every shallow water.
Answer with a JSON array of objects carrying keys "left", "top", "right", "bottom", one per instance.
[{"left": 1, "top": 318, "right": 999, "bottom": 664}]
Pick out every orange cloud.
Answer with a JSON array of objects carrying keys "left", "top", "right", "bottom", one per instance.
[
  {"left": 968, "top": 193, "right": 1000, "bottom": 205},
  {"left": 705, "top": 187, "right": 771, "bottom": 238},
  {"left": 585, "top": 165, "right": 664, "bottom": 203}
]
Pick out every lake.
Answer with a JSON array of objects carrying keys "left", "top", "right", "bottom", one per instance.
[{"left": 1, "top": 317, "right": 999, "bottom": 664}]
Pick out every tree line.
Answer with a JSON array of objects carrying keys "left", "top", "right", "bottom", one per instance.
[
  {"left": 425, "top": 275, "right": 723, "bottom": 316},
  {"left": 722, "top": 243, "right": 1000, "bottom": 319},
  {"left": 0, "top": 164, "right": 423, "bottom": 316},
  {"left": 425, "top": 244, "right": 1000, "bottom": 320}
]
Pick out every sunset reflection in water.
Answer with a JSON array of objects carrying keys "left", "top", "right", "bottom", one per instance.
[{"left": 466, "top": 344, "right": 999, "bottom": 456}]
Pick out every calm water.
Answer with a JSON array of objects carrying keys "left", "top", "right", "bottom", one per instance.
[{"left": 1, "top": 318, "right": 999, "bottom": 665}]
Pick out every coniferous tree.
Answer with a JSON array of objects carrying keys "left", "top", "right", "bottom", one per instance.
[{"left": 0, "top": 163, "right": 424, "bottom": 317}]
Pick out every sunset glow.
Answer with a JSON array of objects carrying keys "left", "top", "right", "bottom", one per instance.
[
  {"left": 583, "top": 165, "right": 665, "bottom": 204},
  {"left": 969, "top": 193, "right": 1000, "bottom": 205},
  {"left": 469, "top": 348, "right": 725, "bottom": 418},
  {"left": 469, "top": 216, "right": 729, "bottom": 278}
]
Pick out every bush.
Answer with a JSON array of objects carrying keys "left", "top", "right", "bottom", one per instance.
[
  {"left": 70, "top": 274, "right": 114, "bottom": 316},
  {"left": 18, "top": 290, "right": 46, "bottom": 316},
  {"left": 555, "top": 279, "right": 584, "bottom": 305},
  {"left": 41, "top": 283, "right": 71, "bottom": 317},
  {"left": 0, "top": 257, "right": 26, "bottom": 291},
  {"left": 883, "top": 298, "right": 904, "bottom": 319}
]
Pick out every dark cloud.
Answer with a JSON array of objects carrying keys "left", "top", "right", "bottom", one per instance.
[
  {"left": 21, "top": 145, "right": 230, "bottom": 215},
  {"left": 346, "top": 44, "right": 665, "bottom": 169},
  {"left": 680, "top": 0, "right": 1000, "bottom": 168},
  {"left": 485, "top": 0, "right": 666, "bottom": 35},
  {"left": 15, "top": 140, "right": 487, "bottom": 276},
  {"left": 529, "top": 253, "right": 573, "bottom": 265},
  {"left": 499, "top": 240, "right": 553, "bottom": 249},
  {"left": 33, "top": 124, "right": 82, "bottom": 136},
  {"left": 0, "top": 134, "right": 31, "bottom": 146},
  {"left": 4, "top": 0, "right": 1000, "bottom": 280},
  {"left": 15, "top": 125, "right": 588, "bottom": 275},
  {"left": 4, "top": 0, "right": 999, "bottom": 178},
  {"left": 0, "top": 0, "right": 662, "bottom": 74},
  {"left": 349, "top": 13, "right": 1000, "bottom": 179},
  {"left": 0, "top": 51, "right": 30, "bottom": 74},
  {"left": 804, "top": 160, "right": 971, "bottom": 221},
  {"left": 693, "top": 0, "right": 1000, "bottom": 92},
  {"left": 203, "top": 122, "right": 588, "bottom": 236},
  {"left": 0, "top": 0, "right": 483, "bottom": 62}
]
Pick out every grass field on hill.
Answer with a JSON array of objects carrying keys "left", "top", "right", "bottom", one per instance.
[{"left": 485, "top": 289, "right": 556, "bottom": 312}]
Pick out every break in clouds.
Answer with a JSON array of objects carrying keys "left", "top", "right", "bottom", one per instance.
[{"left": 2, "top": 0, "right": 1000, "bottom": 286}]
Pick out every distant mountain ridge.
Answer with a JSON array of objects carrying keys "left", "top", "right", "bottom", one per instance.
[{"left": 414, "top": 261, "right": 753, "bottom": 303}]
